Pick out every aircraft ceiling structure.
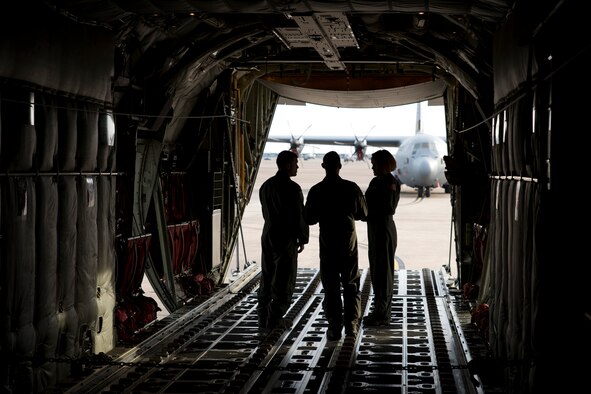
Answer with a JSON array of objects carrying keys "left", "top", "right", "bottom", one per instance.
[{"left": 34, "top": 0, "right": 508, "bottom": 114}]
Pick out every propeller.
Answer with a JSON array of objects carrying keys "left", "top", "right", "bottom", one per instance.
[
  {"left": 350, "top": 124, "right": 375, "bottom": 161},
  {"left": 287, "top": 121, "right": 312, "bottom": 158}
]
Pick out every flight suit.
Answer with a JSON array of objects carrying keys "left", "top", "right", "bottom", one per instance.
[
  {"left": 258, "top": 171, "right": 309, "bottom": 328},
  {"left": 304, "top": 174, "right": 368, "bottom": 334},
  {"left": 365, "top": 173, "right": 400, "bottom": 321}
]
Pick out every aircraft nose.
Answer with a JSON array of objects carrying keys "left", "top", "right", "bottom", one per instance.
[{"left": 411, "top": 157, "right": 437, "bottom": 185}]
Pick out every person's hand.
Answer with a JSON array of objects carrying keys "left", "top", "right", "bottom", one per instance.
[{"left": 297, "top": 244, "right": 305, "bottom": 253}]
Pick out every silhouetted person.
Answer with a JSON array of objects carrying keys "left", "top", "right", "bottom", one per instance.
[
  {"left": 304, "top": 151, "right": 368, "bottom": 340},
  {"left": 258, "top": 150, "right": 309, "bottom": 330},
  {"left": 363, "top": 149, "right": 400, "bottom": 326}
]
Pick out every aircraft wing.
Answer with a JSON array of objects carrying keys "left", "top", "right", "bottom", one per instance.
[
  {"left": 304, "top": 135, "right": 407, "bottom": 147},
  {"left": 364, "top": 136, "right": 408, "bottom": 148},
  {"left": 268, "top": 135, "right": 408, "bottom": 147},
  {"left": 267, "top": 135, "right": 294, "bottom": 143}
]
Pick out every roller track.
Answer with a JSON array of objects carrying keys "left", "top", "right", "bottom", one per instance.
[{"left": 58, "top": 267, "right": 486, "bottom": 393}]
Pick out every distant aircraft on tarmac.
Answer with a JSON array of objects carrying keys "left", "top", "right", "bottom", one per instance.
[
  {"left": 267, "top": 102, "right": 449, "bottom": 197},
  {"left": 394, "top": 131, "right": 449, "bottom": 197}
]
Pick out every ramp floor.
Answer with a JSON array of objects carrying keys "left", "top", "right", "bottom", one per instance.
[{"left": 51, "top": 267, "right": 493, "bottom": 393}]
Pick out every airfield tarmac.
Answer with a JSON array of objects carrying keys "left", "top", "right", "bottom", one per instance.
[{"left": 238, "top": 157, "right": 457, "bottom": 275}]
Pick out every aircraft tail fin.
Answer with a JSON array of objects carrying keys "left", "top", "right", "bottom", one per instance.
[{"left": 415, "top": 102, "right": 422, "bottom": 135}]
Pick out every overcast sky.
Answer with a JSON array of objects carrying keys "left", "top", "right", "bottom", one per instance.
[{"left": 265, "top": 101, "right": 446, "bottom": 154}]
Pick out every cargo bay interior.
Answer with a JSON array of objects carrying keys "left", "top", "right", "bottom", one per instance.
[{"left": 0, "top": 1, "right": 589, "bottom": 393}]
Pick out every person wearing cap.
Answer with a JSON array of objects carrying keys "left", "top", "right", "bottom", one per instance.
[
  {"left": 363, "top": 149, "right": 401, "bottom": 327},
  {"left": 258, "top": 150, "right": 309, "bottom": 330},
  {"left": 304, "top": 151, "right": 368, "bottom": 340}
]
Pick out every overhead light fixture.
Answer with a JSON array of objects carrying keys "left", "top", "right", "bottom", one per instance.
[{"left": 275, "top": 12, "right": 359, "bottom": 71}]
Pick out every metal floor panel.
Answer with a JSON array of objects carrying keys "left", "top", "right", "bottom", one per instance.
[{"left": 53, "top": 268, "right": 487, "bottom": 393}]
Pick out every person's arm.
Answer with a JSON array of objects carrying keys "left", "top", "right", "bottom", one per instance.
[
  {"left": 295, "top": 186, "right": 309, "bottom": 252},
  {"left": 303, "top": 188, "right": 319, "bottom": 226},
  {"left": 297, "top": 243, "right": 305, "bottom": 253},
  {"left": 353, "top": 184, "right": 368, "bottom": 221},
  {"left": 391, "top": 177, "right": 401, "bottom": 213}
]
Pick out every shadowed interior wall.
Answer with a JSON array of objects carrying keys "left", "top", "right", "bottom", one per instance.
[{"left": 0, "top": 10, "right": 115, "bottom": 388}]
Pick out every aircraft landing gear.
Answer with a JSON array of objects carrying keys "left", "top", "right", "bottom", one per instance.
[{"left": 417, "top": 186, "right": 431, "bottom": 197}]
